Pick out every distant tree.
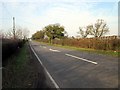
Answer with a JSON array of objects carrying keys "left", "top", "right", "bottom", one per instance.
[
  {"left": 15, "top": 28, "right": 23, "bottom": 39},
  {"left": 22, "top": 28, "right": 29, "bottom": 39},
  {"left": 89, "top": 19, "right": 109, "bottom": 38},
  {"left": 4, "top": 30, "right": 13, "bottom": 39},
  {"left": 78, "top": 26, "right": 92, "bottom": 38},
  {"left": 78, "top": 19, "right": 109, "bottom": 38},
  {"left": 63, "top": 31, "right": 68, "bottom": 38},
  {"left": 2, "top": 26, "right": 29, "bottom": 40},
  {"left": 32, "top": 30, "right": 45, "bottom": 40},
  {"left": 44, "top": 23, "right": 65, "bottom": 43}
]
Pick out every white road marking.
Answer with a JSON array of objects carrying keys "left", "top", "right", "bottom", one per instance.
[
  {"left": 30, "top": 44, "right": 60, "bottom": 89},
  {"left": 0, "top": 67, "right": 2, "bottom": 69},
  {"left": 65, "top": 53, "right": 98, "bottom": 65},
  {"left": 43, "top": 46, "right": 46, "bottom": 48},
  {"left": 40, "top": 45, "right": 47, "bottom": 48},
  {"left": 49, "top": 48, "right": 61, "bottom": 52}
]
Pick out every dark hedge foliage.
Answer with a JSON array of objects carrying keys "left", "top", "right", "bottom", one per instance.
[{"left": 2, "top": 39, "right": 27, "bottom": 62}]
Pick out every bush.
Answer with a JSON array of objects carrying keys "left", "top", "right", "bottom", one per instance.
[
  {"left": 2, "top": 39, "right": 26, "bottom": 62},
  {"left": 39, "top": 36, "right": 120, "bottom": 51}
]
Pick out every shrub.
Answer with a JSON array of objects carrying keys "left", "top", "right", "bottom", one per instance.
[{"left": 2, "top": 39, "right": 26, "bottom": 62}]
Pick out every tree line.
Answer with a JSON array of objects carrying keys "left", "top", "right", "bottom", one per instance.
[
  {"left": 32, "top": 23, "right": 67, "bottom": 43},
  {"left": 2, "top": 26, "right": 30, "bottom": 61},
  {"left": 1, "top": 26, "right": 29, "bottom": 40},
  {"left": 32, "top": 19, "right": 109, "bottom": 42},
  {"left": 31, "top": 19, "right": 119, "bottom": 51}
]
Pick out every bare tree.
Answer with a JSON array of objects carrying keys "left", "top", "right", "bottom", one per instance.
[
  {"left": 78, "top": 25, "right": 92, "bottom": 38},
  {"left": 2, "top": 28, "right": 13, "bottom": 39},
  {"left": 22, "top": 28, "right": 29, "bottom": 39},
  {"left": 2, "top": 27, "right": 29, "bottom": 39},
  {"left": 89, "top": 19, "right": 109, "bottom": 38},
  {"left": 15, "top": 28, "right": 23, "bottom": 39},
  {"left": 78, "top": 19, "right": 109, "bottom": 38}
]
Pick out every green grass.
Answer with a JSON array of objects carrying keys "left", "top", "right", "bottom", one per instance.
[
  {"left": 3, "top": 42, "right": 52, "bottom": 88},
  {"left": 35, "top": 40, "right": 119, "bottom": 57},
  {"left": 56, "top": 45, "right": 119, "bottom": 57},
  {"left": 3, "top": 44, "right": 30, "bottom": 88},
  {"left": 14, "top": 44, "right": 28, "bottom": 72}
]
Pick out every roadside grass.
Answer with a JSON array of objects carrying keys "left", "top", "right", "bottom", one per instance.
[
  {"left": 56, "top": 45, "right": 119, "bottom": 57},
  {"left": 2, "top": 42, "right": 56, "bottom": 88},
  {"left": 35, "top": 40, "right": 119, "bottom": 57},
  {"left": 2, "top": 43, "right": 34, "bottom": 88}
]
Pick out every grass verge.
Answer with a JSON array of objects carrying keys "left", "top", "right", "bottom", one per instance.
[
  {"left": 35, "top": 40, "right": 119, "bottom": 57},
  {"left": 3, "top": 43, "right": 41, "bottom": 88},
  {"left": 3, "top": 42, "right": 53, "bottom": 88},
  {"left": 2, "top": 43, "right": 31, "bottom": 88}
]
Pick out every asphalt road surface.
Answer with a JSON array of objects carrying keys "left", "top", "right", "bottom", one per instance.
[{"left": 30, "top": 41, "right": 118, "bottom": 88}]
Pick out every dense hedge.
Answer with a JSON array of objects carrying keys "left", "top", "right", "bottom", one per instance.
[
  {"left": 39, "top": 36, "right": 120, "bottom": 51},
  {"left": 2, "top": 39, "right": 26, "bottom": 61}
]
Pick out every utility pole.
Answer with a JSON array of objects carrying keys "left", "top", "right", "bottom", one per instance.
[{"left": 13, "top": 17, "right": 15, "bottom": 39}]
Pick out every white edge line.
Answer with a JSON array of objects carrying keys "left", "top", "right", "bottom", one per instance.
[
  {"left": 29, "top": 44, "right": 60, "bottom": 89},
  {"left": 65, "top": 53, "right": 98, "bottom": 65}
]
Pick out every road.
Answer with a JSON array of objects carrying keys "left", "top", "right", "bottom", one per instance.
[{"left": 30, "top": 41, "right": 118, "bottom": 88}]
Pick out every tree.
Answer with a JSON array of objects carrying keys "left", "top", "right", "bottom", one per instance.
[
  {"left": 22, "top": 28, "right": 29, "bottom": 39},
  {"left": 78, "top": 26, "right": 92, "bottom": 38},
  {"left": 63, "top": 31, "right": 68, "bottom": 38},
  {"left": 32, "top": 30, "right": 45, "bottom": 40},
  {"left": 44, "top": 23, "right": 65, "bottom": 43},
  {"left": 3, "top": 29, "right": 13, "bottom": 39},
  {"left": 14, "top": 27, "right": 29, "bottom": 39},
  {"left": 2, "top": 27, "right": 29, "bottom": 39},
  {"left": 89, "top": 19, "right": 109, "bottom": 38},
  {"left": 78, "top": 19, "right": 109, "bottom": 38},
  {"left": 15, "top": 28, "right": 23, "bottom": 39}
]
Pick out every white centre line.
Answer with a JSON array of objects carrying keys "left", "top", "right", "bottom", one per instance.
[
  {"left": 43, "top": 46, "right": 47, "bottom": 48},
  {"left": 40, "top": 45, "right": 47, "bottom": 49},
  {"left": 30, "top": 44, "right": 60, "bottom": 89},
  {"left": 49, "top": 48, "right": 61, "bottom": 52},
  {"left": 65, "top": 53, "right": 98, "bottom": 65}
]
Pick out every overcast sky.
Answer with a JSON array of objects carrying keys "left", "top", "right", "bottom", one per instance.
[{"left": 1, "top": 0, "right": 119, "bottom": 37}]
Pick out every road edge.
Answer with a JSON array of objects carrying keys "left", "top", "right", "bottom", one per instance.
[{"left": 29, "top": 42, "right": 60, "bottom": 89}]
